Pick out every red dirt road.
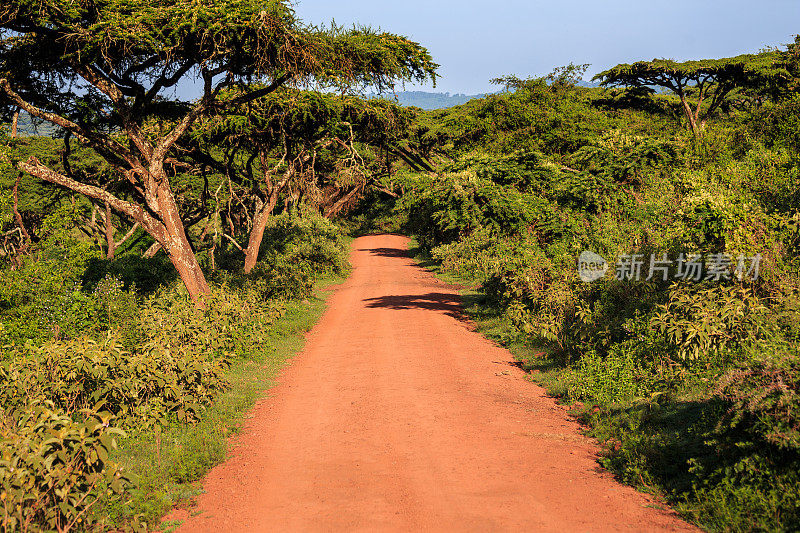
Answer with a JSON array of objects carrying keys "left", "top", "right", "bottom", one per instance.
[{"left": 175, "top": 234, "right": 695, "bottom": 532}]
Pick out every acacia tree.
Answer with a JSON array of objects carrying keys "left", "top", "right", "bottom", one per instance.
[
  {"left": 0, "top": 0, "right": 437, "bottom": 304},
  {"left": 189, "top": 89, "right": 416, "bottom": 273},
  {"left": 779, "top": 36, "right": 800, "bottom": 96},
  {"left": 594, "top": 53, "right": 781, "bottom": 137}
]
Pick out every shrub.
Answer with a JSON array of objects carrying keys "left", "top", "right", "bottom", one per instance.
[
  {"left": 0, "top": 207, "right": 144, "bottom": 347},
  {"left": 245, "top": 212, "right": 348, "bottom": 300},
  {"left": 82, "top": 254, "right": 177, "bottom": 295},
  {"left": 0, "top": 236, "right": 102, "bottom": 346},
  {"left": 248, "top": 255, "right": 315, "bottom": 301},
  {"left": 261, "top": 211, "right": 348, "bottom": 274},
  {"left": 137, "top": 285, "right": 285, "bottom": 360},
  {"left": 715, "top": 348, "right": 800, "bottom": 452},
  {"left": 569, "top": 349, "right": 641, "bottom": 404},
  {"left": 652, "top": 284, "right": 771, "bottom": 362},
  {"left": 0, "top": 337, "right": 229, "bottom": 429},
  {"left": 0, "top": 402, "right": 128, "bottom": 532},
  {"left": 400, "top": 171, "right": 540, "bottom": 250}
]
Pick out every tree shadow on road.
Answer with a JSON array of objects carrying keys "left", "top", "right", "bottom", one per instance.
[
  {"left": 363, "top": 292, "right": 467, "bottom": 321},
  {"left": 358, "top": 247, "right": 409, "bottom": 258}
]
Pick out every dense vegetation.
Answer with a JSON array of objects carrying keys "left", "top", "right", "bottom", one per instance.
[
  {"left": 0, "top": 172, "right": 350, "bottom": 528},
  {"left": 0, "top": 0, "right": 798, "bottom": 529}
]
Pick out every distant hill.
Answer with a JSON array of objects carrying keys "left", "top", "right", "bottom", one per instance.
[
  {"left": 5, "top": 112, "right": 60, "bottom": 137},
  {"left": 369, "top": 85, "right": 607, "bottom": 110},
  {"left": 369, "top": 91, "right": 489, "bottom": 110}
]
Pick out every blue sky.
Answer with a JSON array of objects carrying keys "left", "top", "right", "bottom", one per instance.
[{"left": 293, "top": 0, "right": 800, "bottom": 94}]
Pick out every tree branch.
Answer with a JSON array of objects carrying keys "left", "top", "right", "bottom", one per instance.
[
  {"left": 136, "top": 61, "right": 195, "bottom": 111},
  {"left": 222, "top": 233, "right": 244, "bottom": 252},
  {"left": 73, "top": 64, "right": 126, "bottom": 104},
  {"left": 219, "top": 74, "right": 292, "bottom": 110},
  {"left": 18, "top": 157, "right": 165, "bottom": 240},
  {"left": 12, "top": 173, "right": 31, "bottom": 247},
  {"left": 115, "top": 220, "right": 141, "bottom": 248},
  {"left": 74, "top": 65, "right": 157, "bottom": 161},
  {"left": 0, "top": 79, "right": 142, "bottom": 170}
]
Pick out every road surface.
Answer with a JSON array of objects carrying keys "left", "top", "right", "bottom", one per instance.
[{"left": 174, "top": 234, "right": 694, "bottom": 532}]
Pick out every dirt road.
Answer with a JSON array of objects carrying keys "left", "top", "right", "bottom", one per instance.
[{"left": 175, "top": 234, "right": 694, "bottom": 532}]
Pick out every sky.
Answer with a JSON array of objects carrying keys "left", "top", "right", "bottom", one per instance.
[{"left": 291, "top": 0, "right": 800, "bottom": 95}]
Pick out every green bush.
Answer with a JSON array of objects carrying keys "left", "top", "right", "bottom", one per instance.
[
  {"left": 399, "top": 171, "right": 538, "bottom": 250},
  {"left": 749, "top": 95, "right": 800, "bottom": 156},
  {"left": 0, "top": 239, "right": 102, "bottom": 347},
  {"left": 715, "top": 348, "right": 800, "bottom": 452},
  {"left": 137, "top": 286, "right": 284, "bottom": 361},
  {"left": 83, "top": 253, "right": 177, "bottom": 294},
  {"left": 569, "top": 349, "right": 641, "bottom": 404},
  {"left": 0, "top": 402, "right": 128, "bottom": 532},
  {"left": 0, "top": 279, "right": 298, "bottom": 530},
  {"left": 652, "top": 284, "right": 771, "bottom": 362},
  {"left": 0, "top": 206, "right": 143, "bottom": 348},
  {"left": 246, "top": 212, "right": 348, "bottom": 300},
  {"left": 0, "top": 336, "right": 229, "bottom": 429}
]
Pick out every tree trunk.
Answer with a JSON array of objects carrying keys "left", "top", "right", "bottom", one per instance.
[
  {"left": 324, "top": 184, "right": 363, "bottom": 219},
  {"left": 13, "top": 123, "right": 213, "bottom": 306},
  {"left": 243, "top": 205, "right": 270, "bottom": 274},
  {"left": 11, "top": 173, "right": 30, "bottom": 269},
  {"left": 12, "top": 173, "right": 31, "bottom": 245},
  {"left": 678, "top": 95, "right": 703, "bottom": 139},
  {"left": 104, "top": 202, "right": 116, "bottom": 260},
  {"left": 155, "top": 181, "right": 211, "bottom": 304},
  {"left": 679, "top": 97, "right": 699, "bottom": 138},
  {"left": 167, "top": 236, "right": 209, "bottom": 302},
  {"left": 10, "top": 109, "right": 19, "bottom": 139},
  {"left": 243, "top": 191, "right": 281, "bottom": 274},
  {"left": 243, "top": 156, "right": 297, "bottom": 274}
]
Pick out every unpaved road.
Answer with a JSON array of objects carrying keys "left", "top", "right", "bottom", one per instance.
[{"left": 174, "top": 234, "right": 695, "bottom": 532}]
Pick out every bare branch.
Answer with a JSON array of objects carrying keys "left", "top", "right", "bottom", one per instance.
[
  {"left": 219, "top": 74, "right": 292, "bottom": 110},
  {"left": 143, "top": 242, "right": 162, "bottom": 258},
  {"left": 12, "top": 174, "right": 30, "bottom": 240},
  {"left": 115, "top": 221, "right": 141, "bottom": 248},
  {"left": 222, "top": 233, "right": 244, "bottom": 252},
  {"left": 74, "top": 65, "right": 126, "bottom": 104},
  {"left": 152, "top": 96, "right": 214, "bottom": 163},
  {"left": 18, "top": 157, "right": 165, "bottom": 240},
  {"left": 0, "top": 79, "right": 141, "bottom": 169},
  {"left": 372, "top": 183, "right": 398, "bottom": 198},
  {"left": 137, "top": 61, "right": 195, "bottom": 110}
]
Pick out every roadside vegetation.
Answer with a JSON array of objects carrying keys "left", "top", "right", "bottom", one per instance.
[{"left": 0, "top": 196, "right": 350, "bottom": 530}]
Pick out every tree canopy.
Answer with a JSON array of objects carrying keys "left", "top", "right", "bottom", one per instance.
[
  {"left": 593, "top": 53, "right": 785, "bottom": 136},
  {"left": 0, "top": 0, "right": 437, "bottom": 303},
  {"left": 188, "top": 87, "right": 416, "bottom": 272}
]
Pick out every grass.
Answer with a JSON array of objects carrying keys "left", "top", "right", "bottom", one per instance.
[{"left": 103, "top": 273, "right": 346, "bottom": 529}]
